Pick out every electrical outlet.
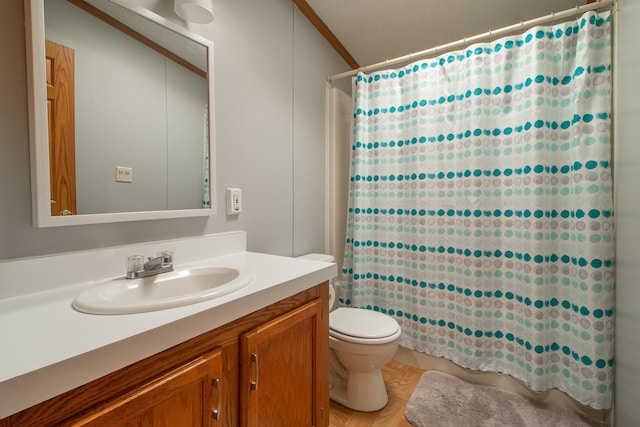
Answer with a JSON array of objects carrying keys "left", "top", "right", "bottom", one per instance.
[{"left": 226, "top": 188, "right": 242, "bottom": 215}]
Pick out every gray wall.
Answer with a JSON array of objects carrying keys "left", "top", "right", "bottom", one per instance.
[
  {"left": 614, "top": 1, "right": 640, "bottom": 425},
  {"left": 0, "top": 0, "right": 349, "bottom": 260}
]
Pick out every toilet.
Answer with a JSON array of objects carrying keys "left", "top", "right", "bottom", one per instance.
[{"left": 298, "top": 254, "right": 402, "bottom": 412}]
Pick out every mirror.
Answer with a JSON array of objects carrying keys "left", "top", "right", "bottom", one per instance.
[{"left": 25, "top": 0, "right": 216, "bottom": 227}]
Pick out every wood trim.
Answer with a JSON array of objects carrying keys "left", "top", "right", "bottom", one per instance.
[
  {"left": 66, "top": 0, "right": 207, "bottom": 79},
  {"left": 292, "top": 0, "right": 360, "bottom": 70}
]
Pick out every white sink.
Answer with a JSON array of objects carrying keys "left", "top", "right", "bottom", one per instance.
[{"left": 72, "top": 267, "right": 253, "bottom": 314}]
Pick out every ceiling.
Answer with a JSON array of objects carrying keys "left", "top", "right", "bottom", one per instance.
[{"left": 304, "top": 0, "right": 591, "bottom": 71}]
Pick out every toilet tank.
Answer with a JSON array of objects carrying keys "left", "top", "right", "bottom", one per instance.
[
  {"left": 297, "top": 254, "right": 337, "bottom": 309},
  {"left": 297, "top": 253, "right": 335, "bottom": 263}
]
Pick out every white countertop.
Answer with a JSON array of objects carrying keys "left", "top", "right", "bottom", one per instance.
[{"left": 0, "top": 234, "right": 336, "bottom": 419}]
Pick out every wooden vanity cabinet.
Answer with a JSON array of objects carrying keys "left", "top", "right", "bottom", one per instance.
[
  {"left": 241, "top": 298, "right": 328, "bottom": 427},
  {"left": 66, "top": 348, "right": 224, "bottom": 426},
  {"left": 1, "top": 284, "right": 329, "bottom": 427}
]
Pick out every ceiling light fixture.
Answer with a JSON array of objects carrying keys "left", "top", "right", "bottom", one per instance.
[{"left": 174, "top": 0, "right": 215, "bottom": 24}]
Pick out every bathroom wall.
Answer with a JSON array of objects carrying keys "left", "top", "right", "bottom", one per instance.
[
  {"left": 3, "top": 1, "right": 639, "bottom": 424},
  {"left": 613, "top": 1, "right": 640, "bottom": 425},
  {"left": 0, "top": 0, "right": 349, "bottom": 261}
]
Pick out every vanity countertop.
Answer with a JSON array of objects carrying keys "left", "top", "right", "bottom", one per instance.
[{"left": 0, "top": 233, "right": 336, "bottom": 419}]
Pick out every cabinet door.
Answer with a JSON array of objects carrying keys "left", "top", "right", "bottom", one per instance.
[
  {"left": 65, "top": 348, "right": 224, "bottom": 427},
  {"left": 240, "top": 298, "right": 329, "bottom": 427}
]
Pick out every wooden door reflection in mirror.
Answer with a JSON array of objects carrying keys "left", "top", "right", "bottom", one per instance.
[{"left": 46, "top": 39, "right": 76, "bottom": 216}]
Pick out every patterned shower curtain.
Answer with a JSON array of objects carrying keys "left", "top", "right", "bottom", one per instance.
[
  {"left": 202, "top": 105, "right": 211, "bottom": 208},
  {"left": 340, "top": 11, "right": 614, "bottom": 409}
]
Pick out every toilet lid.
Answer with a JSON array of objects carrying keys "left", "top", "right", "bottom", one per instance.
[{"left": 329, "top": 307, "right": 400, "bottom": 339}]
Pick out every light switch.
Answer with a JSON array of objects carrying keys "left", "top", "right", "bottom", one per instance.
[{"left": 116, "top": 166, "right": 133, "bottom": 183}]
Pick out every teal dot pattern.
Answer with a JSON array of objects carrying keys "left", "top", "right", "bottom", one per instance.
[
  {"left": 202, "top": 106, "right": 211, "bottom": 208},
  {"left": 339, "top": 11, "right": 613, "bottom": 410}
]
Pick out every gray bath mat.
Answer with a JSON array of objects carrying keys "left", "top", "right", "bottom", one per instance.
[{"left": 405, "top": 371, "right": 600, "bottom": 427}]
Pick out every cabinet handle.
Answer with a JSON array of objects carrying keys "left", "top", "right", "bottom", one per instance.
[
  {"left": 250, "top": 353, "right": 259, "bottom": 391},
  {"left": 212, "top": 378, "right": 221, "bottom": 420}
]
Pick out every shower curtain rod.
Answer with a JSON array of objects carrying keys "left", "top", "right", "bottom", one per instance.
[{"left": 327, "top": 0, "right": 615, "bottom": 82}]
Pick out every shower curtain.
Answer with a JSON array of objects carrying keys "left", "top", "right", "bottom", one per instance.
[
  {"left": 340, "top": 11, "right": 614, "bottom": 409},
  {"left": 202, "top": 105, "right": 211, "bottom": 208}
]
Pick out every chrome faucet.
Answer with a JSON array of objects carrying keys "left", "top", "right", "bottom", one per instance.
[{"left": 126, "top": 252, "right": 174, "bottom": 279}]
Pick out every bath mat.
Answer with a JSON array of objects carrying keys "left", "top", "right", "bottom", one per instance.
[{"left": 404, "top": 371, "right": 600, "bottom": 427}]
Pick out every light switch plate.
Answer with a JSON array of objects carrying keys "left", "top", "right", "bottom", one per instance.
[{"left": 116, "top": 166, "right": 133, "bottom": 183}]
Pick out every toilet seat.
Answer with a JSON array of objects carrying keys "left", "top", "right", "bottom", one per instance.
[{"left": 330, "top": 307, "right": 401, "bottom": 345}]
